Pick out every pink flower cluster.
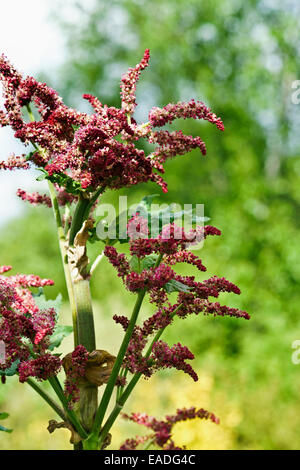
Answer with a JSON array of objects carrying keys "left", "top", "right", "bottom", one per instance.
[
  {"left": 0, "top": 266, "right": 61, "bottom": 381},
  {"left": 149, "top": 99, "right": 225, "bottom": 130},
  {"left": 149, "top": 130, "right": 207, "bottom": 167},
  {"left": 0, "top": 154, "right": 29, "bottom": 170},
  {"left": 16, "top": 189, "right": 52, "bottom": 208},
  {"left": 0, "top": 51, "right": 223, "bottom": 194},
  {"left": 120, "top": 407, "right": 219, "bottom": 450},
  {"left": 114, "top": 316, "right": 198, "bottom": 380},
  {"left": 16, "top": 186, "right": 76, "bottom": 209},
  {"left": 128, "top": 224, "right": 221, "bottom": 258},
  {"left": 64, "top": 345, "right": 89, "bottom": 405},
  {"left": 106, "top": 220, "right": 250, "bottom": 383},
  {"left": 18, "top": 354, "right": 61, "bottom": 383},
  {"left": 105, "top": 223, "right": 222, "bottom": 291},
  {"left": 120, "top": 49, "right": 150, "bottom": 115},
  {"left": 127, "top": 214, "right": 149, "bottom": 240},
  {"left": 150, "top": 341, "right": 198, "bottom": 381}
]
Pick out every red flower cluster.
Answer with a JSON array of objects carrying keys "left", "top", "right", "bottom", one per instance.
[
  {"left": 63, "top": 345, "right": 89, "bottom": 405},
  {"left": 16, "top": 186, "right": 76, "bottom": 209},
  {"left": 18, "top": 354, "right": 61, "bottom": 383},
  {"left": 149, "top": 99, "right": 225, "bottom": 130},
  {"left": 0, "top": 154, "right": 29, "bottom": 170},
  {"left": 16, "top": 189, "right": 52, "bottom": 208},
  {"left": 120, "top": 407, "right": 219, "bottom": 450},
  {"left": 0, "top": 51, "right": 223, "bottom": 195},
  {"left": 120, "top": 49, "right": 150, "bottom": 115},
  {"left": 151, "top": 341, "right": 198, "bottom": 381},
  {"left": 106, "top": 220, "right": 250, "bottom": 383},
  {"left": 0, "top": 266, "right": 61, "bottom": 381}
]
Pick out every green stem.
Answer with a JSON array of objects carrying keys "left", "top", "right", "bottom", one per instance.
[
  {"left": 90, "top": 251, "right": 104, "bottom": 276},
  {"left": 143, "top": 438, "right": 155, "bottom": 450},
  {"left": 69, "top": 196, "right": 90, "bottom": 246},
  {"left": 91, "top": 289, "right": 146, "bottom": 438},
  {"left": 97, "top": 304, "right": 183, "bottom": 448},
  {"left": 49, "top": 173, "right": 98, "bottom": 433},
  {"left": 26, "top": 104, "right": 35, "bottom": 122},
  {"left": 83, "top": 186, "right": 105, "bottom": 220},
  {"left": 63, "top": 183, "right": 100, "bottom": 431},
  {"left": 116, "top": 367, "right": 129, "bottom": 402},
  {"left": 48, "top": 376, "right": 88, "bottom": 439},
  {"left": 69, "top": 185, "right": 105, "bottom": 247},
  {"left": 155, "top": 253, "right": 163, "bottom": 268},
  {"left": 48, "top": 181, "right": 79, "bottom": 346},
  {"left": 95, "top": 254, "right": 166, "bottom": 447},
  {"left": 97, "top": 373, "right": 140, "bottom": 449},
  {"left": 27, "top": 378, "right": 66, "bottom": 421},
  {"left": 73, "top": 279, "right": 96, "bottom": 351}
]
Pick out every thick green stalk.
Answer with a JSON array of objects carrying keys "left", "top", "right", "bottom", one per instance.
[
  {"left": 48, "top": 185, "right": 97, "bottom": 433},
  {"left": 49, "top": 180, "right": 97, "bottom": 435},
  {"left": 48, "top": 181, "right": 79, "bottom": 346},
  {"left": 73, "top": 280, "right": 96, "bottom": 351},
  {"left": 73, "top": 279, "right": 98, "bottom": 431},
  {"left": 90, "top": 289, "right": 146, "bottom": 441},
  {"left": 68, "top": 193, "right": 98, "bottom": 431}
]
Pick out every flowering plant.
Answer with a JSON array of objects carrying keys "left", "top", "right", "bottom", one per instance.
[{"left": 0, "top": 50, "right": 249, "bottom": 450}]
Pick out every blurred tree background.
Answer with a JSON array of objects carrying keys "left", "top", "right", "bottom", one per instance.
[{"left": 1, "top": 0, "right": 300, "bottom": 449}]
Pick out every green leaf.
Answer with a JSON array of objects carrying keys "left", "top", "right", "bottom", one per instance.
[
  {"left": 25, "top": 150, "right": 37, "bottom": 161},
  {"left": 32, "top": 290, "right": 71, "bottom": 351},
  {"left": 33, "top": 289, "right": 62, "bottom": 315},
  {"left": 141, "top": 254, "right": 159, "bottom": 270},
  {"left": 129, "top": 255, "right": 140, "bottom": 273},
  {"left": 129, "top": 254, "right": 158, "bottom": 273},
  {"left": 48, "top": 325, "right": 73, "bottom": 351},
  {"left": 135, "top": 195, "right": 209, "bottom": 238},
  {"left": 0, "top": 413, "right": 12, "bottom": 433},
  {"left": 47, "top": 172, "right": 83, "bottom": 196},
  {"left": 163, "top": 279, "right": 192, "bottom": 294},
  {"left": 93, "top": 193, "right": 209, "bottom": 246},
  {"left": 36, "top": 173, "right": 47, "bottom": 182},
  {"left": 0, "top": 360, "right": 20, "bottom": 377}
]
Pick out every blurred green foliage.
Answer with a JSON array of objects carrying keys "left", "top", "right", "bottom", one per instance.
[{"left": 1, "top": 0, "right": 300, "bottom": 449}]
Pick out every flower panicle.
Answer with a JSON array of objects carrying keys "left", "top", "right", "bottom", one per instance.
[
  {"left": 120, "top": 49, "right": 150, "bottom": 115},
  {"left": 0, "top": 154, "right": 29, "bottom": 171},
  {"left": 149, "top": 99, "right": 225, "bottom": 130},
  {"left": 1, "top": 50, "right": 223, "bottom": 196},
  {"left": 17, "top": 189, "right": 52, "bottom": 208},
  {"left": 108, "top": 218, "right": 250, "bottom": 381},
  {"left": 0, "top": 266, "right": 61, "bottom": 381},
  {"left": 63, "top": 345, "right": 89, "bottom": 405},
  {"left": 120, "top": 406, "right": 219, "bottom": 450}
]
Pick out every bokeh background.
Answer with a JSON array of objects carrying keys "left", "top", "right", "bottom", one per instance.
[{"left": 1, "top": 0, "right": 300, "bottom": 450}]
